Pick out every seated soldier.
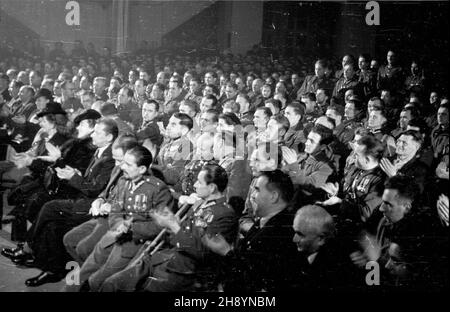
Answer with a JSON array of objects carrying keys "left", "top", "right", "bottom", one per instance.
[
  {"left": 63, "top": 145, "right": 174, "bottom": 291},
  {"left": 151, "top": 113, "right": 194, "bottom": 194},
  {"left": 380, "top": 130, "right": 429, "bottom": 195},
  {"left": 320, "top": 135, "right": 386, "bottom": 225},
  {"left": 282, "top": 124, "right": 336, "bottom": 204},
  {"left": 98, "top": 163, "right": 238, "bottom": 292}
]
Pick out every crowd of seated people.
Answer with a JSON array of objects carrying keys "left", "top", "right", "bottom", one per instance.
[{"left": 0, "top": 42, "right": 448, "bottom": 291}]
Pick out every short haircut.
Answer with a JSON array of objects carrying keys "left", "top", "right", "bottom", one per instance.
[
  {"left": 135, "top": 78, "right": 148, "bottom": 86},
  {"left": 219, "top": 112, "right": 241, "bottom": 126},
  {"left": 153, "top": 82, "right": 166, "bottom": 92},
  {"left": 315, "top": 59, "right": 328, "bottom": 68},
  {"left": 111, "top": 76, "right": 123, "bottom": 85},
  {"left": 23, "top": 86, "right": 35, "bottom": 97},
  {"left": 401, "top": 107, "right": 419, "bottom": 120},
  {"left": 295, "top": 205, "right": 335, "bottom": 238},
  {"left": 311, "top": 124, "right": 333, "bottom": 145},
  {"left": 327, "top": 104, "right": 345, "bottom": 117},
  {"left": 302, "top": 92, "right": 316, "bottom": 102},
  {"left": 256, "top": 106, "right": 273, "bottom": 118},
  {"left": 400, "top": 130, "right": 423, "bottom": 147},
  {"left": 100, "top": 102, "right": 118, "bottom": 116},
  {"left": 201, "top": 163, "right": 228, "bottom": 193},
  {"left": 270, "top": 114, "right": 290, "bottom": 132},
  {"left": 225, "top": 82, "right": 238, "bottom": 90},
  {"left": 143, "top": 99, "right": 160, "bottom": 112},
  {"left": 97, "top": 118, "right": 119, "bottom": 142},
  {"left": 94, "top": 77, "right": 107, "bottom": 84},
  {"left": 204, "top": 109, "right": 219, "bottom": 123},
  {"left": 259, "top": 170, "right": 294, "bottom": 204},
  {"left": 357, "top": 135, "right": 385, "bottom": 161},
  {"left": 204, "top": 84, "right": 220, "bottom": 96},
  {"left": 180, "top": 99, "right": 198, "bottom": 114},
  {"left": 120, "top": 86, "right": 134, "bottom": 98},
  {"left": 265, "top": 99, "right": 282, "bottom": 111},
  {"left": 384, "top": 175, "right": 420, "bottom": 203},
  {"left": 287, "top": 101, "right": 305, "bottom": 116},
  {"left": 127, "top": 145, "right": 153, "bottom": 169},
  {"left": 204, "top": 94, "right": 218, "bottom": 107},
  {"left": 173, "top": 112, "right": 193, "bottom": 130},
  {"left": 11, "top": 79, "right": 24, "bottom": 89},
  {"left": 113, "top": 133, "right": 139, "bottom": 154}
]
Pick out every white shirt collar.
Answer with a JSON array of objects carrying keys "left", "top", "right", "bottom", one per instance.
[
  {"left": 97, "top": 144, "right": 110, "bottom": 158},
  {"left": 307, "top": 252, "right": 318, "bottom": 264}
]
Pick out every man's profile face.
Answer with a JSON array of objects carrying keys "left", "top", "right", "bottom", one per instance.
[
  {"left": 304, "top": 131, "right": 321, "bottom": 155},
  {"left": 380, "top": 189, "right": 410, "bottom": 223},
  {"left": 292, "top": 215, "right": 324, "bottom": 255},
  {"left": 166, "top": 116, "right": 183, "bottom": 139},
  {"left": 91, "top": 123, "right": 110, "bottom": 148},
  {"left": 120, "top": 152, "right": 143, "bottom": 181}
]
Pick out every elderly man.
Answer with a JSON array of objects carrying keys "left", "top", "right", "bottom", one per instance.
[{"left": 291, "top": 205, "right": 358, "bottom": 289}]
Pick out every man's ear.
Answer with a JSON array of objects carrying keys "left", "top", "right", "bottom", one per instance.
[
  {"left": 138, "top": 165, "right": 147, "bottom": 175},
  {"left": 180, "top": 126, "right": 189, "bottom": 136}
]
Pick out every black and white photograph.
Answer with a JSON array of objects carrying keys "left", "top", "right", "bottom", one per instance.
[{"left": 0, "top": 0, "right": 448, "bottom": 302}]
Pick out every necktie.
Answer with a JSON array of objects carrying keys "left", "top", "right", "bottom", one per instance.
[{"left": 84, "top": 149, "right": 100, "bottom": 177}]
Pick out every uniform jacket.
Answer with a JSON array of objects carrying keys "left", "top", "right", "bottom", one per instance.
[
  {"left": 332, "top": 76, "right": 364, "bottom": 102},
  {"left": 136, "top": 120, "right": 163, "bottom": 147},
  {"left": 154, "top": 136, "right": 193, "bottom": 192},
  {"left": 431, "top": 124, "right": 449, "bottom": 162},
  {"left": 284, "top": 121, "right": 306, "bottom": 153},
  {"left": 108, "top": 174, "right": 174, "bottom": 242},
  {"left": 146, "top": 197, "right": 237, "bottom": 292},
  {"left": 298, "top": 75, "right": 335, "bottom": 97},
  {"left": 218, "top": 155, "right": 252, "bottom": 201},
  {"left": 341, "top": 165, "right": 386, "bottom": 222}
]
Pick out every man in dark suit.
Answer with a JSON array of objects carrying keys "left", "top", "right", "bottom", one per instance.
[
  {"left": 62, "top": 134, "right": 138, "bottom": 264},
  {"left": 10, "top": 118, "right": 118, "bottom": 286},
  {"left": 203, "top": 170, "right": 298, "bottom": 292},
  {"left": 291, "top": 205, "right": 360, "bottom": 290}
]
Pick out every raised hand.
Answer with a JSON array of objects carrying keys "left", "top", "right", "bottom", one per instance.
[
  {"left": 380, "top": 158, "right": 397, "bottom": 177},
  {"left": 281, "top": 146, "right": 298, "bottom": 165},
  {"left": 201, "top": 233, "right": 232, "bottom": 256},
  {"left": 45, "top": 142, "right": 62, "bottom": 162},
  {"left": 437, "top": 194, "right": 449, "bottom": 227}
]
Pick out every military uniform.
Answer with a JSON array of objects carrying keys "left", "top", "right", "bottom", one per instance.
[
  {"left": 341, "top": 165, "right": 386, "bottom": 223},
  {"left": 218, "top": 156, "right": 252, "bottom": 202},
  {"left": 154, "top": 136, "right": 193, "bottom": 193},
  {"left": 377, "top": 65, "right": 405, "bottom": 92},
  {"left": 297, "top": 75, "right": 335, "bottom": 97},
  {"left": 64, "top": 174, "right": 174, "bottom": 292},
  {"left": 136, "top": 120, "right": 163, "bottom": 147},
  {"left": 180, "top": 159, "right": 216, "bottom": 197},
  {"left": 99, "top": 196, "right": 238, "bottom": 292},
  {"left": 358, "top": 69, "right": 377, "bottom": 99},
  {"left": 336, "top": 119, "right": 363, "bottom": 148},
  {"left": 184, "top": 92, "right": 202, "bottom": 105},
  {"left": 333, "top": 77, "right": 364, "bottom": 103},
  {"left": 431, "top": 124, "right": 449, "bottom": 163},
  {"left": 284, "top": 122, "right": 306, "bottom": 153}
]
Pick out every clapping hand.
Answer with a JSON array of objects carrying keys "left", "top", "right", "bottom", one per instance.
[
  {"left": 281, "top": 146, "right": 298, "bottom": 165},
  {"left": 11, "top": 115, "right": 26, "bottom": 124},
  {"left": 179, "top": 193, "right": 200, "bottom": 206},
  {"left": 201, "top": 233, "right": 232, "bottom": 256},
  {"left": 436, "top": 161, "right": 449, "bottom": 180},
  {"left": 55, "top": 165, "right": 79, "bottom": 180},
  {"left": 89, "top": 198, "right": 105, "bottom": 216},
  {"left": 115, "top": 219, "right": 133, "bottom": 236},
  {"left": 150, "top": 207, "right": 180, "bottom": 233},
  {"left": 380, "top": 158, "right": 397, "bottom": 177},
  {"left": 437, "top": 194, "right": 449, "bottom": 227}
]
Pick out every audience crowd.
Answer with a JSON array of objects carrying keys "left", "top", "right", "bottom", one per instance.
[{"left": 0, "top": 40, "right": 448, "bottom": 291}]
